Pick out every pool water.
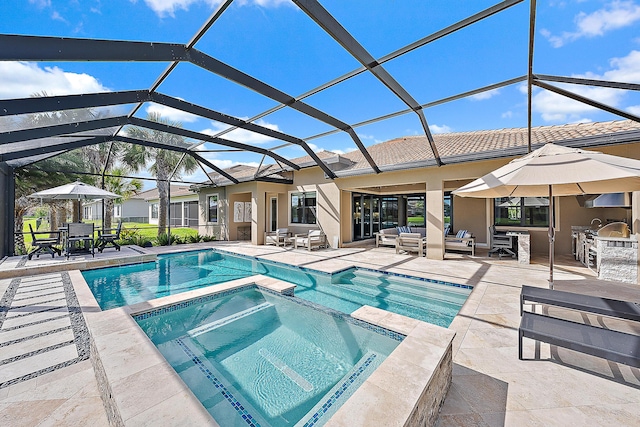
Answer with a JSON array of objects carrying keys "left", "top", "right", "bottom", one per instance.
[
  {"left": 83, "top": 250, "right": 471, "bottom": 326},
  {"left": 135, "top": 286, "right": 401, "bottom": 427}
]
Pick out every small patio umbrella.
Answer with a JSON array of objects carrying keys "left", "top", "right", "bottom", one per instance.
[
  {"left": 453, "top": 143, "right": 640, "bottom": 287},
  {"left": 29, "top": 181, "right": 120, "bottom": 219}
]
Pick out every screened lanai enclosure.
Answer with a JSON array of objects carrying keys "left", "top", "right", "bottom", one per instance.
[{"left": 1, "top": 0, "right": 640, "bottom": 256}]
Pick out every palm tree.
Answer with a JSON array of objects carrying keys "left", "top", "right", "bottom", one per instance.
[
  {"left": 102, "top": 168, "right": 143, "bottom": 231},
  {"left": 122, "top": 112, "right": 198, "bottom": 236},
  {"left": 14, "top": 153, "right": 84, "bottom": 254}
]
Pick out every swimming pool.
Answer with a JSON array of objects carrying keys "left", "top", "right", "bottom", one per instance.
[
  {"left": 135, "top": 285, "right": 402, "bottom": 427},
  {"left": 83, "top": 249, "right": 471, "bottom": 326}
]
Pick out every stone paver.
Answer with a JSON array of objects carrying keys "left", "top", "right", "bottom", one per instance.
[{"left": 0, "top": 242, "right": 639, "bottom": 426}]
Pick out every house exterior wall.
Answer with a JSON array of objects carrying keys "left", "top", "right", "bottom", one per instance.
[
  {"left": 198, "top": 187, "right": 227, "bottom": 240},
  {"left": 195, "top": 140, "right": 640, "bottom": 259},
  {"left": 118, "top": 199, "right": 148, "bottom": 222},
  {"left": 147, "top": 194, "right": 198, "bottom": 226}
]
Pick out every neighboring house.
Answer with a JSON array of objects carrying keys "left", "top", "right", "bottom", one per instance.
[
  {"left": 143, "top": 185, "right": 199, "bottom": 228},
  {"left": 82, "top": 195, "right": 149, "bottom": 223},
  {"left": 192, "top": 119, "right": 640, "bottom": 260}
]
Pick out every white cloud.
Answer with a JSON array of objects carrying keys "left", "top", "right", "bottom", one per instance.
[
  {"left": 51, "top": 10, "right": 66, "bottom": 22},
  {"left": 308, "top": 141, "right": 356, "bottom": 154},
  {"left": 357, "top": 133, "right": 383, "bottom": 145},
  {"left": 200, "top": 118, "right": 282, "bottom": 144},
  {"left": 628, "top": 105, "right": 640, "bottom": 115},
  {"left": 542, "top": 1, "right": 640, "bottom": 47},
  {"left": 501, "top": 110, "right": 513, "bottom": 119},
  {"left": 140, "top": 0, "right": 291, "bottom": 17},
  {"left": 598, "top": 49, "right": 640, "bottom": 82},
  {"left": 29, "top": 0, "right": 51, "bottom": 8},
  {"left": 145, "top": 102, "right": 200, "bottom": 123},
  {"left": 533, "top": 85, "right": 621, "bottom": 122},
  {"left": 533, "top": 50, "right": 640, "bottom": 122},
  {"left": 430, "top": 124, "right": 452, "bottom": 134},
  {"left": 470, "top": 88, "right": 500, "bottom": 101},
  {"left": 0, "top": 62, "right": 109, "bottom": 99},
  {"left": 198, "top": 151, "right": 260, "bottom": 169}
]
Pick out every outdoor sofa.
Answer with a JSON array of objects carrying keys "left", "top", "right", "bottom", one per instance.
[
  {"left": 444, "top": 229, "right": 476, "bottom": 256},
  {"left": 376, "top": 226, "right": 426, "bottom": 248}
]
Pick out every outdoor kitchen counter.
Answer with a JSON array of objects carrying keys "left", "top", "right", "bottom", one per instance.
[{"left": 595, "top": 235, "right": 638, "bottom": 285}]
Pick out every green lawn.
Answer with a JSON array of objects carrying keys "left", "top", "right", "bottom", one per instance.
[{"left": 21, "top": 218, "right": 198, "bottom": 246}]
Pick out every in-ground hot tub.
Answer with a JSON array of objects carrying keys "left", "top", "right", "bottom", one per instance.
[{"left": 134, "top": 285, "right": 402, "bottom": 427}]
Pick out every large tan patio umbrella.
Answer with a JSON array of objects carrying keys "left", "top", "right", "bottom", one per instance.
[{"left": 453, "top": 143, "right": 640, "bottom": 288}]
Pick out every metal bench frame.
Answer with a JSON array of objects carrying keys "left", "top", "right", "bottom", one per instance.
[{"left": 518, "top": 285, "right": 640, "bottom": 367}]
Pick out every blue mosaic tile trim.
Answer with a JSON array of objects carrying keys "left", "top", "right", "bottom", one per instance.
[
  {"left": 175, "top": 338, "right": 261, "bottom": 427},
  {"left": 301, "top": 353, "right": 378, "bottom": 427},
  {"left": 132, "top": 285, "right": 256, "bottom": 321},
  {"left": 212, "top": 248, "right": 471, "bottom": 290},
  {"left": 188, "top": 302, "right": 272, "bottom": 336},
  {"left": 352, "top": 266, "right": 474, "bottom": 290},
  {"left": 133, "top": 282, "right": 404, "bottom": 343},
  {"left": 212, "top": 249, "right": 335, "bottom": 277}
]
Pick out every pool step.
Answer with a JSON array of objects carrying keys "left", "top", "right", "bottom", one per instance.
[
  {"left": 294, "top": 351, "right": 382, "bottom": 427},
  {"left": 348, "top": 269, "right": 469, "bottom": 298},
  {"left": 346, "top": 276, "right": 468, "bottom": 306},
  {"left": 173, "top": 337, "right": 270, "bottom": 427},
  {"left": 188, "top": 302, "right": 273, "bottom": 337}
]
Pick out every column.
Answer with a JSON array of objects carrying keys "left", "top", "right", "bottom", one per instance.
[
  {"left": 251, "top": 189, "right": 265, "bottom": 245},
  {"left": 426, "top": 178, "right": 444, "bottom": 260}
]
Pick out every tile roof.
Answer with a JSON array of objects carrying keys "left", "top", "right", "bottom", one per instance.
[
  {"left": 199, "top": 120, "right": 640, "bottom": 184},
  {"left": 139, "top": 185, "right": 194, "bottom": 200},
  {"left": 339, "top": 119, "right": 640, "bottom": 172}
]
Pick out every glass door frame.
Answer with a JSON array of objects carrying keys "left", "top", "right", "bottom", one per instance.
[{"left": 269, "top": 196, "right": 278, "bottom": 232}]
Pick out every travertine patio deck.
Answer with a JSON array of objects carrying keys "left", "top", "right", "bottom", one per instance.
[{"left": 1, "top": 242, "right": 639, "bottom": 426}]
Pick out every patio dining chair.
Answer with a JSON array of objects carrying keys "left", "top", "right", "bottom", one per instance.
[
  {"left": 66, "top": 222, "right": 95, "bottom": 259},
  {"left": 97, "top": 221, "right": 123, "bottom": 252},
  {"left": 27, "top": 224, "right": 61, "bottom": 260}
]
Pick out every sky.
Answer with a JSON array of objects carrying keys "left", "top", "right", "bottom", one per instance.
[{"left": 1, "top": 0, "right": 640, "bottom": 187}]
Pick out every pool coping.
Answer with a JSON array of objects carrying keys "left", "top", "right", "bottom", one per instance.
[{"left": 71, "top": 269, "right": 455, "bottom": 427}]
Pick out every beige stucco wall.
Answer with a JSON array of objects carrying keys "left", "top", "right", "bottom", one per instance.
[
  {"left": 452, "top": 196, "right": 488, "bottom": 245},
  {"left": 198, "top": 188, "right": 227, "bottom": 240},
  {"left": 194, "top": 140, "right": 640, "bottom": 259}
]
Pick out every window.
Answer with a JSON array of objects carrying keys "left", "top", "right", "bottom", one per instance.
[
  {"left": 444, "top": 192, "right": 453, "bottom": 232},
  {"left": 208, "top": 195, "right": 218, "bottom": 223},
  {"left": 494, "top": 197, "right": 549, "bottom": 227},
  {"left": 406, "top": 195, "right": 425, "bottom": 227},
  {"left": 115, "top": 205, "right": 121, "bottom": 217},
  {"left": 151, "top": 203, "right": 159, "bottom": 219},
  {"left": 291, "top": 191, "right": 316, "bottom": 224}
]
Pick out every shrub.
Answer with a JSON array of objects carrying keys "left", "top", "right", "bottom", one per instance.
[{"left": 155, "top": 233, "right": 184, "bottom": 246}]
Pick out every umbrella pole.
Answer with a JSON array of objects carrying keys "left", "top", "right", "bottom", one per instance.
[{"left": 548, "top": 185, "right": 555, "bottom": 289}]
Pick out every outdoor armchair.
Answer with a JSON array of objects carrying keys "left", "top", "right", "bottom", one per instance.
[
  {"left": 395, "top": 232, "right": 427, "bottom": 257},
  {"left": 27, "top": 224, "right": 61, "bottom": 260},
  {"left": 293, "top": 229, "right": 327, "bottom": 251},
  {"left": 264, "top": 228, "right": 291, "bottom": 247},
  {"left": 97, "top": 221, "right": 123, "bottom": 253}
]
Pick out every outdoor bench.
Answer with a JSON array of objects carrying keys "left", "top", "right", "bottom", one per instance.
[
  {"left": 518, "top": 285, "right": 640, "bottom": 367},
  {"left": 520, "top": 285, "right": 640, "bottom": 321}
]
